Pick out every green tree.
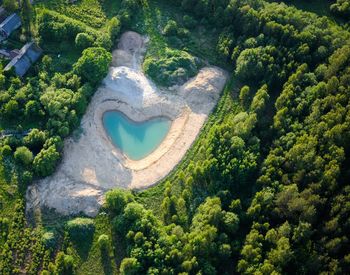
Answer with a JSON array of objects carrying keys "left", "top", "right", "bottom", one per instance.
[
  {"left": 14, "top": 146, "right": 33, "bottom": 166},
  {"left": 55, "top": 252, "right": 76, "bottom": 275},
  {"left": 250, "top": 84, "right": 269, "bottom": 115},
  {"left": 120, "top": 257, "right": 141, "bottom": 275},
  {"left": 105, "top": 189, "right": 134, "bottom": 215},
  {"left": 33, "top": 145, "right": 60, "bottom": 177},
  {"left": 75, "top": 33, "right": 94, "bottom": 50},
  {"left": 239, "top": 85, "right": 250, "bottom": 107},
  {"left": 108, "top": 17, "right": 121, "bottom": 42},
  {"left": 163, "top": 20, "right": 178, "bottom": 36},
  {"left": 3, "top": 0, "right": 19, "bottom": 12},
  {"left": 73, "top": 47, "right": 112, "bottom": 86}
]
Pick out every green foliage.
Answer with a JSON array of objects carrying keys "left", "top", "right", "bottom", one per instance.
[
  {"left": 120, "top": 257, "right": 141, "bottom": 275},
  {"left": 14, "top": 146, "right": 33, "bottom": 166},
  {"left": 0, "top": 200, "right": 49, "bottom": 273},
  {"left": 143, "top": 48, "right": 199, "bottom": 86},
  {"left": 42, "top": 231, "right": 57, "bottom": 249},
  {"left": 75, "top": 33, "right": 94, "bottom": 50},
  {"left": 1, "top": 0, "right": 350, "bottom": 273},
  {"left": 97, "top": 234, "right": 109, "bottom": 251},
  {"left": 37, "top": 9, "right": 111, "bottom": 50},
  {"left": 163, "top": 20, "right": 178, "bottom": 36},
  {"left": 250, "top": 84, "right": 269, "bottom": 116},
  {"left": 105, "top": 189, "right": 134, "bottom": 215},
  {"left": 3, "top": 0, "right": 19, "bottom": 12},
  {"left": 183, "top": 15, "right": 197, "bottom": 29},
  {"left": 73, "top": 47, "right": 112, "bottom": 86},
  {"left": 66, "top": 218, "right": 95, "bottom": 242},
  {"left": 330, "top": 0, "right": 350, "bottom": 18},
  {"left": 33, "top": 145, "right": 60, "bottom": 177},
  {"left": 235, "top": 46, "right": 279, "bottom": 83},
  {"left": 55, "top": 252, "right": 76, "bottom": 275},
  {"left": 239, "top": 85, "right": 250, "bottom": 107},
  {"left": 24, "top": 129, "right": 47, "bottom": 152},
  {"left": 107, "top": 17, "right": 121, "bottom": 42}
]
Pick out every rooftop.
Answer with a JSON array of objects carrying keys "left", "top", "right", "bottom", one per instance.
[
  {"left": 4, "top": 42, "right": 43, "bottom": 77},
  {"left": 0, "top": 13, "right": 21, "bottom": 37}
]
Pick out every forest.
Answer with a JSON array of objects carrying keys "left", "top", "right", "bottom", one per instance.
[{"left": 0, "top": 0, "right": 349, "bottom": 274}]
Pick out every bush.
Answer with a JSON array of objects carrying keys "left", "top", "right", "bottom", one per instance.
[
  {"left": 33, "top": 145, "right": 60, "bottom": 177},
  {"left": 42, "top": 231, "right": 57, "bottom": 249},
  {"left": 55, "top": 252, "right": 76, "bottom": 275},
  {"left": 183, "top": 15, "right": 197, "bottom": 29},
  {"left": 2, "top": 145, "right": 12, "bottom": 156},
  {"left": 14, "top": 146, "right": 33, "bottom": 166},
  {"left": 120, "top": 257, "right": 141, "bottom": 275},
  {"left": 75, "top": 33, "right": 94, "bottom": 50},
  {"left": 73, "top": 47, "right": 112, "bottom": 86},
  {"left": 3, "top": 0, "right": 18, "bottom": 12},
  {"left": 143, "top": 48, "right": 199, "bottom": 86},
  {"left": 66, "top": 218, "right": 95, "bottom": 241},
  {"left": 98, "top": 234, "right": 110, "bottom": 251},
  {"left": 105, "top": 189, "right": 134, "bottom": 215},
  {"left": 108, "top": 17, "right": 121, "bottom": 42},
  {"left": 163, "top": 20, "right": 178, "bottom": 36}
]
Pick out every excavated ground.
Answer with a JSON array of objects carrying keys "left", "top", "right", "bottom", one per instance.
[{"left": 26, "top": 31, "right": 228, "bottom": 216}]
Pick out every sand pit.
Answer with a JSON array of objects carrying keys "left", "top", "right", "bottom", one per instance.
[{"left": 26, "top": 31, "right": 228, "bottom": 217}]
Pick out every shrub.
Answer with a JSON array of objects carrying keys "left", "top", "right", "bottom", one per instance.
[
  {"left": 3, "top": 0, "right": 18, "bottom": 12},
  {"left": 42, "top": 231, "right": 57, "bottom": 249},
  {"left": 183, "top": 15, "right": 197, "bottom": 29},
  {"left": 66, "top": 218, "right": 95, "bottom": 241},
  {"left": 98, "top": 234, "right": 110, "bottom": 251},
  {"left": 163, "top": 20, "right": 178, "bottom": 36},
  {"left": 14, "top": 146, "right": 33, "bottom": 166},
  {"left": 2, "top": 145, "right": 12, "bottom": 156},
  {"left": 105, "top": 189, "right": 134, "bottom": 215},
  {"left": 55, "top": 252, "right": 76, "bottom": 275},
  {"left": 75, "top": 33, "right": 94, "bottom": 50},
  {"left": 143, "top": 48, "right": 199, "bottom": 86},
  {"left": 120, "top": 257, "right": 141, "bottom": 275},
  {"left": 94, "top": 34, "right": 113, "bottom": 50},
  {"left": 33, "top": 145, "right": 60, "bottom": 177},
  {"left": 73, "top": 47, "right": 112, "bottom": 86},
  {"left": 108, "top": 17, "right": 121, "bottom": 42}
]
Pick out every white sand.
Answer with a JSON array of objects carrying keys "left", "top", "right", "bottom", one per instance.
[{"left": 26, "top": 32, "right": 228, "bottom": 217}]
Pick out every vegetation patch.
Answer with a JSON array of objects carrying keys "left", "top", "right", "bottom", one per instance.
[{"left": 143, "top": 48, "right": 200, "bottom": 86}]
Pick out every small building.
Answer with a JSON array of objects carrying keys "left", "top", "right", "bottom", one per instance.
[
  {"left": 4, "top": 42, "right": 42, "bottom": 77},
  {"left": 0, "top": 13, "right": 21, "bottom": 41}
]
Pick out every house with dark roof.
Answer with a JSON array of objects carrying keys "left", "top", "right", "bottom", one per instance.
[
  {"left": 0, "top": 13, "right": 21, "bottom": 41},
  {"left": 4, "top": 42, "right": 42, "bottom": 77}
]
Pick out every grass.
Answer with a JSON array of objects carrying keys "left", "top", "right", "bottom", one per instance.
[
  {"left": 0, "top": 156, "right": 21, "bottom": 231},
  {"left": 76, "top": 213, "right": 117, "bottom": 275},
  {"left": 42, "top": 42, "right": 82, "bottom": 73},
  {"left": 35, "top": 0, "right": 108, "bottom": 29},
  {"left": 132, "top": 0, "right": 231, "bottom": 70}
]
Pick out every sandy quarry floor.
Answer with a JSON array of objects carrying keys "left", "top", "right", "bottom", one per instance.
[{"left": 26, "top": 32, "right": 228, "bottom": 217}]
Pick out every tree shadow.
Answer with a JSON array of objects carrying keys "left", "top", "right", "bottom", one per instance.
[
  {"left": 101, "top": 248, "right": 113, "bottom": 275},
  {"left": 74, "top": 233, "right": 94, "bottom": 261}
]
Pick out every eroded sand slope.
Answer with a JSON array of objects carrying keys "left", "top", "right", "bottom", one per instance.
[{"left": 26, "top": 32, "right": 228, "bottom": 216}]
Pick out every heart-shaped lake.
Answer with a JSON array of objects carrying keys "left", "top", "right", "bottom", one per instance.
[{"left": 103, "top": 111, "right": 171, "bottom": 160}]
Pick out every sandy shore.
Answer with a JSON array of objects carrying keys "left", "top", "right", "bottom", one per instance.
[{"left": 26, "top": 32, "right": 228, "bottom": 216}]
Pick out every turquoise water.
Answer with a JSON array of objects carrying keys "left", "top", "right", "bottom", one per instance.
[{"left": 103, "top": 111, "right": 171, "bottom": 160}]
